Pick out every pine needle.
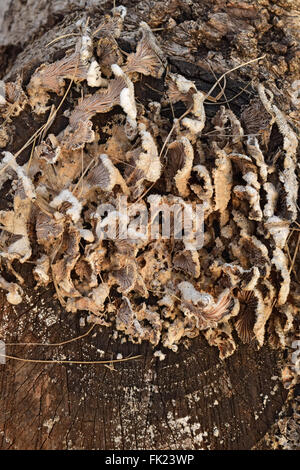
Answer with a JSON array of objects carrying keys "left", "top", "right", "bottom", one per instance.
[
  {"left": 288, "top": 232, "right": 300, "bottom": 275},
  {"left": 46, "top": 33, "right": 80, "bottom": 48}
]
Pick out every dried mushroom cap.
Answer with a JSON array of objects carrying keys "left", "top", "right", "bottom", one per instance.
[
  {"left": 235, "top": 291, "right": 256, "bottom": 344},
  {"left": 91, "top": 283, "right": 110, "bottom": 307},
  {"left": 111, "top": 64, "right": 137, "bottom": 128},
  {"left": 267, "top": 304, "right": 295, "bottom": 350},
  {"left": 51, "top": 225, "right": 81, "bottom": 299},
  {"left": 28, "top": 51, "right": 87, "bottom": 93},
  {"left": 27, "top": 53, "right": 85, "bottom": 113},
  {"left": 212, "top": 143, "right": 232, "bottom": 227},
  {"left": 241, "top": 98, "right": 271, "bottom": 136},
  {"left": 265, "top": 216, "right": 290, "bottom": 249},
  {"left": 69, "top": 65, "right": 137, "bottom": 131},
  {"left": 60, "top": 119, "right": 95, "bottom": 151},
  {"left": 0, "top": 152, "right": 36, "bottom": 199},
  {"left": 166, "top": 73, "right": 196, "bottom": 105},
  {"left": 210, "top": 262, "right": 260, "bottom": 291},
  {"left": 272, "top": 248, "right": 290, "bottom": 306},
  {"left": 36, "top": 211, "right": 64, "bottom": 246},
  {"left": 178, "top": 282, "right": 232, "bottom": 323},
  {"left": 0, "top": 17, "right": 298, "bottom": 360},
  {"left": 86, "top": 60, "right": 104, "bottom": 88},
  {"left": 50, "top": 190, "right": 82, "bottom": 223},
  {"left": 165, "top": 73, "right": 206, "bottom": 138},
  {"left": 112, "top": 262, "right": 137, "bottom": 294},
  {"left": 35, "top": 135, "right": 61, "bottom": 164},
  {"left": 190, "top": 165, "right": 213, "bottom": 201},
  {"left": 116, "top": 297, "right": 135, "bottom": 331},
  {"left": 233, "top": 179, "right": 263, "bottom": 222},
  {"left": 182, "top": 91, "right": 205, "bottom": 135},
  {"left": 123, "top": 22, "right": 166, "bottom": 78},
  {"left": 93, "top": 10, "right": 125, "bottom": 39},
  {"left": 116, "top": 297, "right": 160, "bottom": 345},
  {"left": 246, "top": 137, "right": 268, "bottom": 182},
  {"left": 97, "top": 37, "right": 123, "bottom": 77}
]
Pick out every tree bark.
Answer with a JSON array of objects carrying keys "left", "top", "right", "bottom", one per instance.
[{"left": 0, "top": 0, "right": 298, "bottom": 450}]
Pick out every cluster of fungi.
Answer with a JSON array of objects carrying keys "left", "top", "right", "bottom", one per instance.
[{"left": 0, "top": 8, "right": 298, "bottom": 359}]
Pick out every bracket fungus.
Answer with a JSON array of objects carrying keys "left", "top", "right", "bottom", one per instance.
[{"left": 0, "top": 14, "right": 299, "bottom": 361}]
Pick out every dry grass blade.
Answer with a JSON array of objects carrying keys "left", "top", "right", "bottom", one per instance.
[
  {"left": 4, "top": 324, "right": 96, "bottom": 347},
  {"left": 46, "top": 33, "right": 80, "bottom": 48},
  {"left": 288, "top": 232, "right": 300, "bottom": 275},
  {"left": 0, "top": 353, "right": 142, "bottom": 365},
  {"left": 206, "top": 55, "right": 265, "bottom": 99}
]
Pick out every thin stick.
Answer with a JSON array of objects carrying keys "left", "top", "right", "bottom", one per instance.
[
  {"left": 52, "top": 276, "right": 66, "bottom": 307},
  {"left": 286, "top": 248, "right": 299, "bottom": 280},
  {"left": 26, "top": 136, "right": 37, "bottom": 173},
  {"left": 81, "top": 147, "right": 84, "bottom": 196},
  {"left": 40, "top": 104, "right": 56, "bottom": 142},
  {"left": 204, "top": 80, "right": 252, "bottom": 105},
  {"left": 0, "top": 116, "right": 55, "bottom": 177},
  {"left": 110, "top": 156, "right": 136, "bottom": 169},
  {"left": 202, "top": 132, "right": 261, "bottom": 138},
  {"left": 144, "top": 83, "right": 163, "bottom": 95},
  {"left": 206, "top": 62, "right": 228, "bottom": 105},
  {"left": 14, "top": 106, "right": 57, "bottom": 159}
]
